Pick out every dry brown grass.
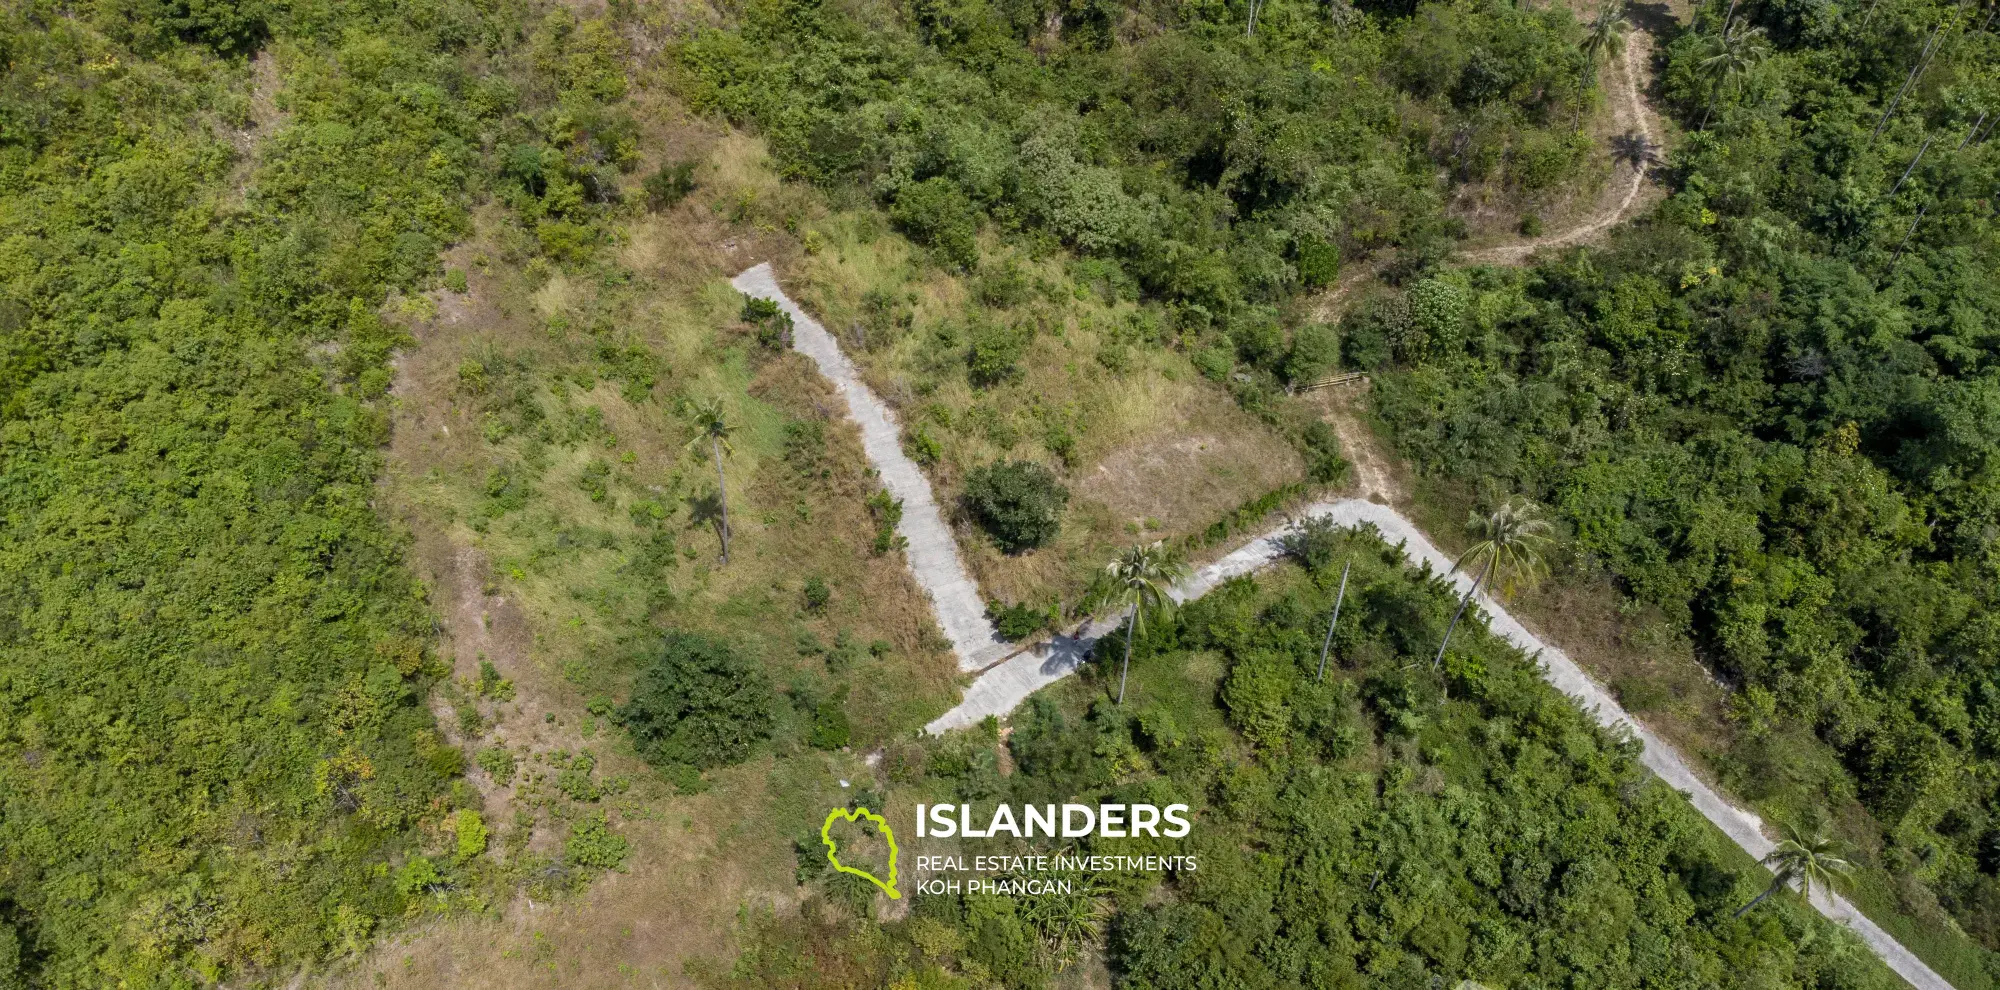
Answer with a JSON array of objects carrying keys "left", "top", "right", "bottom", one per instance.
[
  {"left": 965, "top": 383, "right": 1301, "bottom": 607},
  {"left": 784, "top": 225, "right": 1307, "bottom": 611},
  {"left": 340, "top": 758, "right": 797, "bottom": 989}
]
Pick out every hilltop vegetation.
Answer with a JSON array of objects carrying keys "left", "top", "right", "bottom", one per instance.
[
  {"left": 8, "top": 0, "right": 1994, "bottom": 976},
  {"left": 1361, "top": 0, "right": 2000, "bottom": 972},
  {"left": 675, "top": 0, "right": 1604, "bottom": 298}
]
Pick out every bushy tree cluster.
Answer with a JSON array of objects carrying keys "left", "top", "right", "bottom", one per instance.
[
  {"left": 728, "top": 537, "right": 1898, "bottom": 988},
  {"left": 619, "top": 632, "right": 778, "bottom": 775},
  {"left": 963, "top": 459, "right": 1070, "bottom": 552},
  {"left": 673, "top": 0, "right": 1597, "bottom": 319}
]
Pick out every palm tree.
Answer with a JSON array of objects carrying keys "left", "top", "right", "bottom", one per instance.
[
  {"left": 1018, "top": 864, "right": 1103, "bottom": 971},
  {"left": 1582, "top": 1, "right": 1631, "bottom": 85},
  {"left": 1869, "top": 22, "right": 1945, "bottom": 145},
  {"left": 1736, "top": 824, "right": 1853, "bottom": 918},
  {"left": 1697, "top": 25, "right": 1769, "bottom": 129},
  {"left": 1101, "top": 541, "right": 1190, "bottom": 705},
  {"left": 1432, "top": 499, "right": 1552, "bottom": 671},
  {"left": 685, "top": 397, "right": 736, "bottom": 564}
]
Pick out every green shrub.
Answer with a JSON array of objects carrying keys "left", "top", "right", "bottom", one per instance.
[
  {"left": 743, "top": 295, "right": 794, "bottom": 349},
  {"left": 1229, "top": 311, "right": 1285, "bottom": 372},
  {"left": 963, "top": 460, "right": 1069, "bottom": 553},
  {"left": 456, "top": 700, "right": 486, "bottom": 737},
  {"left": 1275, "top": 515, "right": 1348, "bottom": 574},
  {"left": 988, "top": 600, "right": 1047, "bottom": 640},
  {"left": 888, "top": 177, "right": 979, "bottom": 269},
  {"left": 395, "top": 857, "right": 446, "bottom": 899},
  {"left": 1299, "top": 421, "right": 1350, "bottom": 485},
  {"left": 477, "top": 659, "right": 515, "bottom": 700},
  {"left": 967, "top": 320, "right": 1028, "bottom": 387},
  {"left": 619, "top": 632, "right": 777, "bottom": 772},
  {"left": 803, "top": 576, "right": 832, "bottom": 613},
  {"left": 866, "top": 489, "right": 906, "bottom": 553},
  {"left": 1297, "top": 237, "right": 1341, "bottom": 288},
  {"left": 556, "top": 751, "right": 603, "bottom": 801},
  {"left": 644, "top": 160, "right": 698, "bottom": 209},
  {"left": 1191, "top": 346, "right": 1234, "bottom": 382},
  {"left": 975, "top": 260, "right": 1032, "bottom": 307},
  {"left": 1407, "top": 277, "right": 1469, "bottom": 353},
  {"left": 904, "top": 424, "right": 943, "bottom": 466},
  {"left": 565, "top": 813, "right": 630, "bottom": 871},
  {"left": 810, "top": 699, "right": 852, "bottom": 750},
  {"left": 453, "top": 811, "right": 489, "bottom": 862},
  {"left": 536, "top": 219, "right": 595, "bottom": 261},
  {"left": 476, "top": 747, "right": 517, "bottom": 785},
  {"left": 1283, "top": 323, "right": 1341, "bottom": 385}
]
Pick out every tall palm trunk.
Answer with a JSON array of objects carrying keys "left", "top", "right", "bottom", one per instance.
[
  {"left": 1433, "top": 557, "right": 1493, "bottom": 672},
  {"left": 1117, "top": 602, "right": 1140, "bottom": 704},
  {"left": 1888, "top": 133, "right": 1935, "bottom": 199},
  {"left": 711, "top": 436, "right": 731, "bottom": 564},
  {"left": 1734, "top": 882, "right": 1780, "bottom": 918},
  {"left": 1316, "top": 559, "right": 1352, "bottom": 683},
  {"left": 1890, "top": 202, "right": 1930, "bottom": 269},
  {"left": 1870, "top": 24, "right": 1943, "bottom": 144}
]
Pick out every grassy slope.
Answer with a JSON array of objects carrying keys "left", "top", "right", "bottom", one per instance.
[
  {"left": 790, "top": 217, "right": 1307, "bottom": 612},
  {"left": 338, "top": 119, "right": 975, "bottom": 984}
]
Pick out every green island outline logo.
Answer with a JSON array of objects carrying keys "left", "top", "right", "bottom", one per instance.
[{"left": 821, "top": 806, "right": 900, "bottom": 899}]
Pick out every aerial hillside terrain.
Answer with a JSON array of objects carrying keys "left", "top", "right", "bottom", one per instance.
[{"left": 0, "top": 0, "right": 1994, "bottom": 984}]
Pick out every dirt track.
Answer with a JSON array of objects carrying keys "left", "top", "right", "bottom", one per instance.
[{"left": 1465, "top": 26, "right": 1665, "bottom": 263}]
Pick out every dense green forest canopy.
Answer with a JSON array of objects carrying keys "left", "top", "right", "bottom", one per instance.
[
  {"left": 735, "top": 537, "right": 1896, "bottom": 988},
  {"left": 677, "top": 0, "right": 1600, "bottom": 319},
  {"left": 0, "top": 0, "right": 639, "bottom": 983},
  {"left": 1364, "top": 0, "right": 2000, "bottom": 953}
]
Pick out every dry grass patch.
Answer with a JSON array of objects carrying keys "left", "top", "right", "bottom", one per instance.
[{"left": 785, "top": 221, "right": 1309, "bottom": 612}]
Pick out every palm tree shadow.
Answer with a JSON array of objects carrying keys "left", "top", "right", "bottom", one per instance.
[
  {"left": 1611, "top": 130, "right": 1661, "bottom": 172},
  {"left": 686, "top": 491, "right": 727, "bottom": 550},
  {"left": 1623, "top": 0, "right": 1678, "bottom": 36}
]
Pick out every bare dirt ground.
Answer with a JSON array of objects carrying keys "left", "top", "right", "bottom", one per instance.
[
  {"left": 1307, "top": 382, "right": 1407, "bottom": 506},
  {"left": 1073, "top": 415, "right": 1303, "bottom": 536}
]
